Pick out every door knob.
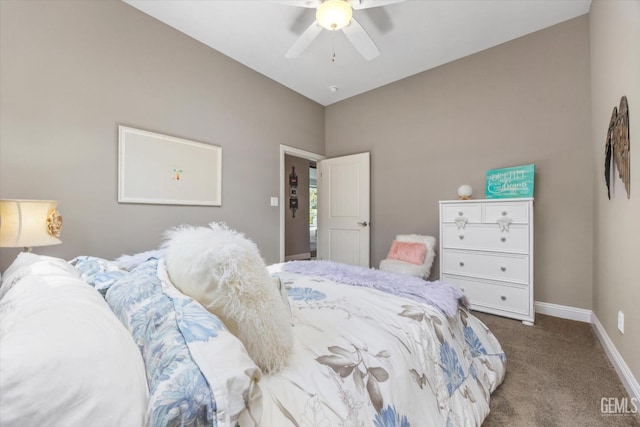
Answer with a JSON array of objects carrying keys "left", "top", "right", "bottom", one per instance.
[{"left": 357, "top": 221, "right": 369, "bottom": 227}]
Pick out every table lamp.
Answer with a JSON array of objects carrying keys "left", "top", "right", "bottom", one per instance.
[{"left": 0, "top": 199, "right": 63, "bottom": 252}]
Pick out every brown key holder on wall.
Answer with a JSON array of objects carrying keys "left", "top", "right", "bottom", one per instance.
[{"left": 289, "top": 166, "right": 298, "bottom": 217}]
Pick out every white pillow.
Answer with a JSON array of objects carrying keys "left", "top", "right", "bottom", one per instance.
[
  {"left": 162, "top": 223, "right": 294, "bottom": 373},
  {"left": 273, "top": 275, "right": 292, "bottom": 319},
  {"left": 0, "top": 252, "right": 40, "bottom": 299},
  {"left": 379, "top": 234, "right": 437, "bottom": 280},
  {"left": 0, "top": 255, "right": 148, "bottom": 427},
  {"left": 0, "top": 253, "right": 80, "bottom": 299}
]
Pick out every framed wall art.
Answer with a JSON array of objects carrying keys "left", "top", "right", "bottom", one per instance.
[
  {"left": 118, "top": 126, "right": 222, "bottom": 206},
  {"left": 485, "top": 164, "right": 535, "bottom": 199}
]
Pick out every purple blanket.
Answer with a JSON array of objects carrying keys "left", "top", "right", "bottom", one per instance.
[{"left": 281, "top": 260, "right": 468, "bottom": 318}]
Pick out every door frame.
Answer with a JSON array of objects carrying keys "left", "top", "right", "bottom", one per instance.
[{"left": 279, "top": 144, "right": 325, "bottom": 263}]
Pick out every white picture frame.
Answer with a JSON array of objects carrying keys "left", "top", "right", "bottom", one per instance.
[{"left": 118, "top": 126, "right": 222, "bottom": 206}]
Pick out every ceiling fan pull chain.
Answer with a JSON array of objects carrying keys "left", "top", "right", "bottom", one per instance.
[{"left": 331, "top": 31, "right": 336, "bottom": 62}]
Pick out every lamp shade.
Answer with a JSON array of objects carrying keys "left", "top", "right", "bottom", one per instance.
[
  {"left": 0, "top": 199, "right": 63, "bottom": 249},
  {"left": 316, "top": 0, "right": 352, "bottom": 30}
]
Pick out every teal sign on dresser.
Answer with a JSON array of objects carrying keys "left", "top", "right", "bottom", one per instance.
[{"left": 485, "top": 164, "right": 535, "bottom": 199}]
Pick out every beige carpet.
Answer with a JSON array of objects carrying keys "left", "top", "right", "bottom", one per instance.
[{"left": 475, "top": 312, "right": 640, "bottom": 427}]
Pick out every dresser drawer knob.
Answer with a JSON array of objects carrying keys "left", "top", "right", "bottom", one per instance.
[
  {"left": 501, "top": 237, "right": 506, "bottom": 242},
  {"left": 502, "top": 211, "right": 507, "bottom": 216},
  {"left": 500, "top": 266, "right": 506, "bottom": 272},
  {"left": 501, "top": 296, "right": 507, "bottom": 301},
  {"left": 459, "top": 262, "right": 465, "bottom": 267},
  {"left": 455, "top": 216, "right": 468, "bottom": 230},
  {"left": 458, "top": 211, "right": 464, "bottom": 216},
  {"left": 459, "top": 235, "right": 464, "bottom": 240},
  {"left": 497, "top": 216, "right": 512, "bottom": 232}
]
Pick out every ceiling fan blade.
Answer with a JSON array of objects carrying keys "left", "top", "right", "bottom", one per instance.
[
  {"left": 285, "top": 21, "right": 323, "bottom": 58},
  {"left": 289, "top": 8, "right": 315, "bottom": 35},
  {"left": 342, "top": 17, "right": 380, "bottom": 60},
  {"left": 349, "top": 0, "right": 404, "bottom": 10}
]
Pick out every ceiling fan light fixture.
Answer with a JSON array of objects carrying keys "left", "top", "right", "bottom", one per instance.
[{"left": 316, "top": 0, "right": 353, "bottom": 31}]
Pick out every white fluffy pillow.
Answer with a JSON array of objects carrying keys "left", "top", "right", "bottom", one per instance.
[
  {"left": 379, "top": 234, "right": 437, "bottom": 280},
  {"left": 162, "top": 223, "right": 293, "bottom": 373}
]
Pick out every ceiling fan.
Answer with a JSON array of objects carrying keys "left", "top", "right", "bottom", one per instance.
[{"left": 280, "top": 0, "right": 404, "bottom": 61}]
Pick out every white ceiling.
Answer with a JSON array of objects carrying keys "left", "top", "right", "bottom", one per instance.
[{"left": 123, "top": 0, "right": 591, "bottom": 106}]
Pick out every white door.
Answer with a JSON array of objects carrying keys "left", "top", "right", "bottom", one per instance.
[{"left": 317, "top": 152, "right": 370, "bottom": 267}]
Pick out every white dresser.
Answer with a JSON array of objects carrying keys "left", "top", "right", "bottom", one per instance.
[{"left": 439, "top": 198, "right": 534, "bottom": 324}]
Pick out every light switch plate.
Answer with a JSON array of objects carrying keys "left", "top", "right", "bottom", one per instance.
[
  {"left": 270, "top": 197, "right": 279, "bottom": 207},
  {"left": 618, "top": 311, "right": 624, "bottom": 334}
]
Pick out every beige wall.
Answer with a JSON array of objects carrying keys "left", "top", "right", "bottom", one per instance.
[
  {"left": 284, "top": 155, "right": 311, "bottom": 257},
  {"left": 325, "top": 16, "right": 593, "bottom": 309},
  {"left": 590, "top": 0, "right": 640, "bottom": 389},
  {"left": 0, "top": 0, "right": 324, "bottom": 271}
]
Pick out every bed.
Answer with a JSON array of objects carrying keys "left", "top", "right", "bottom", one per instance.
[{"left": 0, "top": 226, "right": 506, "bottom": 427}]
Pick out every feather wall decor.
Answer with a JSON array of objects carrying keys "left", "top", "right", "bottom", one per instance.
[{"left": 604, "top": 96, "right": 631, "bottom": 199}]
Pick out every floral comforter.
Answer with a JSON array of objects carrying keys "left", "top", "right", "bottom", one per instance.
[
  {"left": 71, "top": 255, "right": 504, "bottom": 427},
  {"left": 71, "top": 256, "right": 260, "bottom": 427},
  {"left": 239, "top": 265, "right": 506, "bottom": 427}
]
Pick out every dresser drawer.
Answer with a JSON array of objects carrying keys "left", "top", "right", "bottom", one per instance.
[
  {"left": 441, "top": 249, "right": 529, "bottom": 284},
  {"left": 441, "top": 203, "right": 481, "bottom": 223},
  {"left": 442, "top": 224, "right": 530, "bottom": 253},
  {"left": 483, "top": 203, "right": 530, "bottom": 224},
  {"left": 442, "top": 274, "right": 530, "bottom": 315}
]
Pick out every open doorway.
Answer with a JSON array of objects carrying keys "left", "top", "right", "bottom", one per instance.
[
  {"left": 279, "top": 145, "right": 324, "bottom": 262},
  {"left": 283, "top": 157, "right": 319, "bottom": 260}
]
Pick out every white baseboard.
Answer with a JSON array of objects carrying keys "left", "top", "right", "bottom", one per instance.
[
  {"left": 591, "top": 313, "right": 640, "bottom": 401},
  {"left": 284, "top": 252, "right": 311, "bottom": 261},
  {"left": 534, "top": 301, "right": 592, "bottom": 323},
  {"left": 534, "top": 301, "right": 639, "bottom": 401}
]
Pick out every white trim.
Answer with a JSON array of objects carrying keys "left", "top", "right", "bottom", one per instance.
[
  {"left": 284, "top": 252, "right": 311, "bottom": 261},
  {"left": 533, "top": 302, "right": 639, "bottom": 401},
  {"left": 591, "top": 313, "right": 640, "bottom": 401},
  {"left": 279, "top": 145, "right": 325, "bottom": 263},
  {"left": 534, "top": 301, "right": 592, "bottom": 323}
]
